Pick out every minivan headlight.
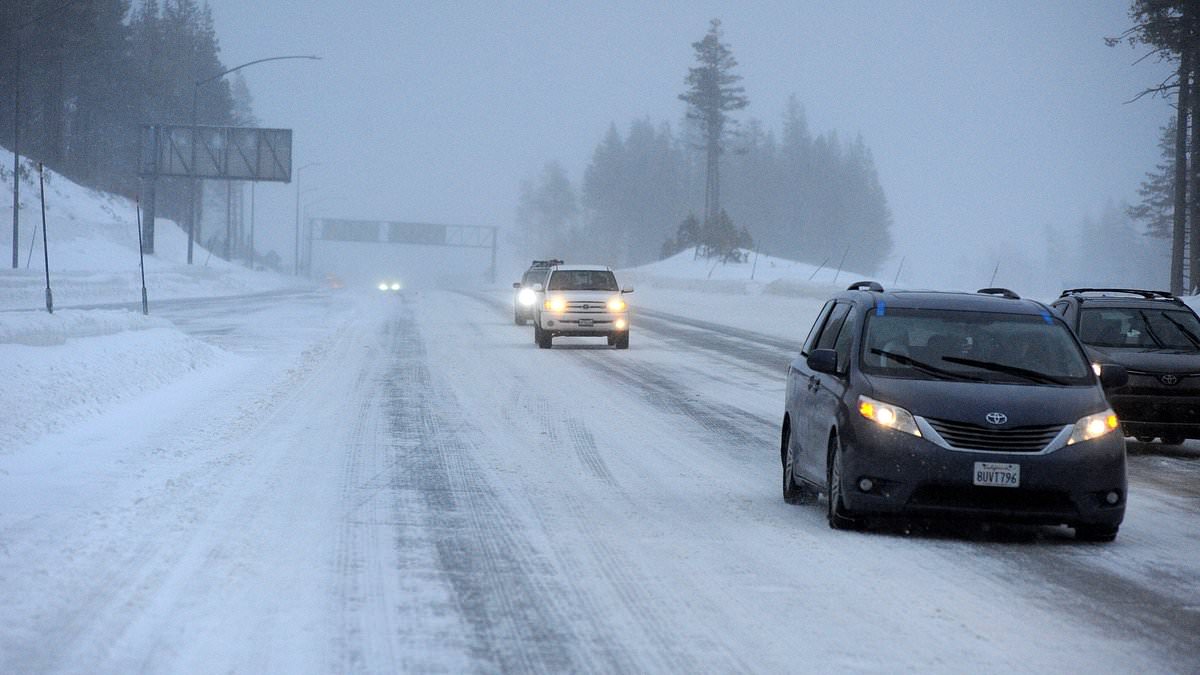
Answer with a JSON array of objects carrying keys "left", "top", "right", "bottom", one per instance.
[
  {"left": 857, "top": 395, "right": 921, "bottom": 437},
  {"left": 1067, "top": 408, "right": 1120, "bottom": 445}
]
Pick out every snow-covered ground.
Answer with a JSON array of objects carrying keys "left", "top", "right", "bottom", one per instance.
[{"left": 3, "top": 154, "right": 1199, "bottom": 673}]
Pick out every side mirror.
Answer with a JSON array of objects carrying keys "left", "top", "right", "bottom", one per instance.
[
  {"left": 622, "top": 286, "right": 634, "bottom": 293},
  {"left": 512, "top": 282, "right": 521, "bottom": 289},
  {"left": 533, "top": 283, "right": 544, "bottom": 292},
  {"left": 1098, "top": 363, "right": 1129, "bottom": 389},
  {"left": 807, "top": 348, "right": 839, "bottom": 375}
]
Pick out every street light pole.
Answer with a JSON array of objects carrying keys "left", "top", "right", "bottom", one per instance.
[
  {"left": 294, "top": 162, "right": 319, "bottom": 275},
  {"left": 187, "top": 54, "right": 319, "bottom": 265}
]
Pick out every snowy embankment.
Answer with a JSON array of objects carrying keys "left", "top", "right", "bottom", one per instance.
[
  {"left": 2, "top": 310, "right": 229, "bottom": 451},
  {"left": 0, "top": 147, "right": 306, "bottom": 453}
]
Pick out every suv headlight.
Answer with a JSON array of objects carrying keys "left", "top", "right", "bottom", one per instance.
[
  {"left": 857, "top": 395, "right": 921, "bottom": 437},
  {"left": 1067, "top": 408, "right": 1120, "bottom": 445},
  {"left": 545, "top": 296, "right": 567, "bottom": 313},
  {"left": 518, "top": 288, "right": 537, "bottom": 306},
  {"left": 606, "top": 296, "right": 626, "bottom": 312}
]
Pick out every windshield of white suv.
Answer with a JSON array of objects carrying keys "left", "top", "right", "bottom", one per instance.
[
  {"left": 1079, "top": 307, "right": 1200, "bottom": 351},
  {"left": 861, "top": 308, "right": 1092, "bottom": 385},
  {"left": 547, "top": 270, "right": 619, "bottom": 291}
]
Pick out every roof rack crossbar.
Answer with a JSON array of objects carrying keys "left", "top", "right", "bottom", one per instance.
[
  {"left": 847, "top": 280, "right": 884, "bottom": 292},
  {"left": 977, "top": 287, "right": 1021, "bottom": 300},
  {"left": 1058, "top": 288, "right": 1175, "bottom": 300}
]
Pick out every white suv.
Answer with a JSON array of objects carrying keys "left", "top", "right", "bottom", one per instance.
[{"left": 533, "top": 265, "right": 633, "bottom": 349}]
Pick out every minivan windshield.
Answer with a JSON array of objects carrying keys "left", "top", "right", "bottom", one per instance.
[
  {"left": 861, "top": 308, "right": 1093, "bottom": 385},
  {"left": 1078, "top": 307, "right": 1200, "bottom": 351}
]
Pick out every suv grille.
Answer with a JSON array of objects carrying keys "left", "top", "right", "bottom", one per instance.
[
  {"left": 567, "top": 300, "right": 611, "bottom": 313},
  {"left": 925, "top": 418, "right": 1064, "bottom": 452}
]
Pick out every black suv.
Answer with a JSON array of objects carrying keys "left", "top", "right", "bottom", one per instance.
[
  {"left": 1051, "top": 288, "right": 1200, "bottom": 444},
  {"left": 512, "top": 259, "right": 562, "bottom": 325},
  {"left": 782, "top": 282, "right": 1129, "bottom": 541}
]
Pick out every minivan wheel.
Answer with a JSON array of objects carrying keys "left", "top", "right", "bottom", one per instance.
[
  {"left": 827, "top": 436, "right": 862, "bottom": 530},
  {"left": 782, "top": 426, "right": 813, "bottom": 505},
  {"left": 1075, "top": 524, "right": 1119, "bottom": 543}
]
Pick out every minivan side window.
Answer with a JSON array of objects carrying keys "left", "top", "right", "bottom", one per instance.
[
  {"left": 815, "top": 302, "right": 852, "bottom": 352},
  {"left": 832, "top": 306, "right": 859, "bottom": 372},
  {"left": 801, "top": 301, "right": 835, "bottom": 356}
]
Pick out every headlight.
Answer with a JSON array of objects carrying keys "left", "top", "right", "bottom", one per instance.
[
  {"left": 377, "top": 283, "right": 388, "bottom": 291},
  {"left": 545, "top": 296, "right": 567, "bottom": 313},
  {"left": 1092, "top": 362, "right": 1102, "bottom": 377},
  {"left": 606, "top": 296, "right": 626, "bottom": 312},
  {"left": 1067, "top": 408, "right": 1120, "bottom": 445},
  {"left": 390, "top": 282, "right": 402, "bottom": 291},
  {"left": 518, "top": 288, "right": 537, "bottom": 306},
  {"left": 857, "top": 395, "right": 921, "bottom": 437}
]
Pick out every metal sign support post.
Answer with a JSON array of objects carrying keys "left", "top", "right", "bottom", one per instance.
[{"left": 38, "top": 163, "right": 51, "bottom": 313}]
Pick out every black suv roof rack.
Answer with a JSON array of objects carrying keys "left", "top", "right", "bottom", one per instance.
[
  {"left": 1059, "top": 288, "right": 1177, "bottom": 301},
  {"left": 847, "top": 280, "right": 884, "bottom": 292},
  {"left": 977, "top": 287, "right": 1021, "bottom": 300}
]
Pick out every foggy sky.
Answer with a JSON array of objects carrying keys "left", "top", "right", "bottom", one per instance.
[{"left": 205, "top": 1, "right": 1173, "bottom": 283}]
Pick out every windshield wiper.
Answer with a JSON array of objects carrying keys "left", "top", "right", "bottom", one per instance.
[
  {"left": 870, "top": 349, "right": 983, "bottom": 382},
  {"left": 1159, "top": 312, "right": 1200, "bottom": 350},
  {"left": 940, "top": 355, "right": 1069, "bottom": 385},
  {"left": 1136, "top": 310, "right": 1167, "bottom": 348}
]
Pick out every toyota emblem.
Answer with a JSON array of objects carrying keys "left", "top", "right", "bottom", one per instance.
[
  {"left": 985, "top": 412, "right": 1008, "bottom": 425},
  {"left": 1161, "top": 374, "right": 1180, "bottom": 386}
]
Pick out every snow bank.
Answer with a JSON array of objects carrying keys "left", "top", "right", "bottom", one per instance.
[{"left": 1, "top": 311, "right": 228, "bottom": 452}]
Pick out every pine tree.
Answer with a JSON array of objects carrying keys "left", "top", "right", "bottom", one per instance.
[{"left": 679, "top": 19, "right": 748, "bottom": 231}]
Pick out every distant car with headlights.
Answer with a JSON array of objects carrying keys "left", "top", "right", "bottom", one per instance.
[
  {"left": 512, "top": 259, "right": 562, "bottom": 325},
  {"left": 533, "top": 264, "right": 632, "bottom": 349},
  {"left": 376, "top": 279, "right": 403, "bottom": 292},
  {"left": 1051, "top": 288, "right": 1200, "bottom": 445},
  {"left": 781, "top": 282, "right": 1129, "bottom": 541}
]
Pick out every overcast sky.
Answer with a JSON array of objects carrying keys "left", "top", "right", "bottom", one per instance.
[{"left": 205, "top": 1, "right": 1173, "bottom": 280}]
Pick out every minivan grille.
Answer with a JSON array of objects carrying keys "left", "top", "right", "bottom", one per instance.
[{"left": 925, "top": 418, "right": 1064, "bottom": 452}]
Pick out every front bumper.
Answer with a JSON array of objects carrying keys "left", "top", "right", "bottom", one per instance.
[
  {"left": 1108, "top": 390, "right": 1200, "bottom": 439},
  {"left": 538, "top": 311, "right": 628, "bottom": 337},
  {"left": 838, "top": 421, "right": 1126, "bottom": 528}
]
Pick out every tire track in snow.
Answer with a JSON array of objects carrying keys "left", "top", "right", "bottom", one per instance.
[{"left": 381, "top": 306, "right": 626, "bottom": 673}]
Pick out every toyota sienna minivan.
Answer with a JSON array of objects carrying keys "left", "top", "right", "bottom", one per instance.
[{"left": 781, "top": 282, "right": 1130, "bottom": 542}]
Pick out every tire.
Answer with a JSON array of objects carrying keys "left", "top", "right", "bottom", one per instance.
[
  {"left": 614, "top": 332, "right": 629, "bottom": 350},
  {"left": 827, "top": 435, "right": 862, "bottom": 530},
  {"left": 1161, "top": 435, "right": 1186, "bottom": 445},
  {"left": 1135, "top": 435, "right": 1156, "bottom": 443},
  {"left": 1075, "top": 524, "right": 1119, "bottom": 543},
  {"left": 782, "top": 424, "right": 813, "bottom": 505},
  {"left": 537, "top": 326, "right": 553, "bottom": 349},
  {"left": 607, "top": 334, "right": 616, "bottom": 346}
]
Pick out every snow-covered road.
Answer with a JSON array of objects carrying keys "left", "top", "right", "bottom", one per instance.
[{"left": 2, "top": 288, "right": 1199, "bottom": 673}]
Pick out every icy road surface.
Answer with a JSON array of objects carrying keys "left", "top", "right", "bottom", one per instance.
[{"left": 2, "top": 289, "right": 1199, "bottom": 673}]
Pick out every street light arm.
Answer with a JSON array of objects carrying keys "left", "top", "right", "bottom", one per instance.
[{"left": 195, "top": 55, "right": 321, "bottom": 87}]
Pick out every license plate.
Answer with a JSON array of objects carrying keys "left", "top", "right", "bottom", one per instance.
[
  {"left": 974, "top": 462, "right": 1020, "bottom": 488},
  {"left": 578, "top": 319, "right": 594, "bottom": 327}
]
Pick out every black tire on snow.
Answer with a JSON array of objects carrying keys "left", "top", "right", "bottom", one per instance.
[
  {"left": 782, "top": 425, "right": 812, "bottom": 505},
  {"left": 827, "top": 436, "right": 862, "bottom": 530},
  {"left": 614, "top": 332, "right": 629, "bottom": 349},
  {"left": 1075, "top": 525, "right": 1119, "bottom": 543}
]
